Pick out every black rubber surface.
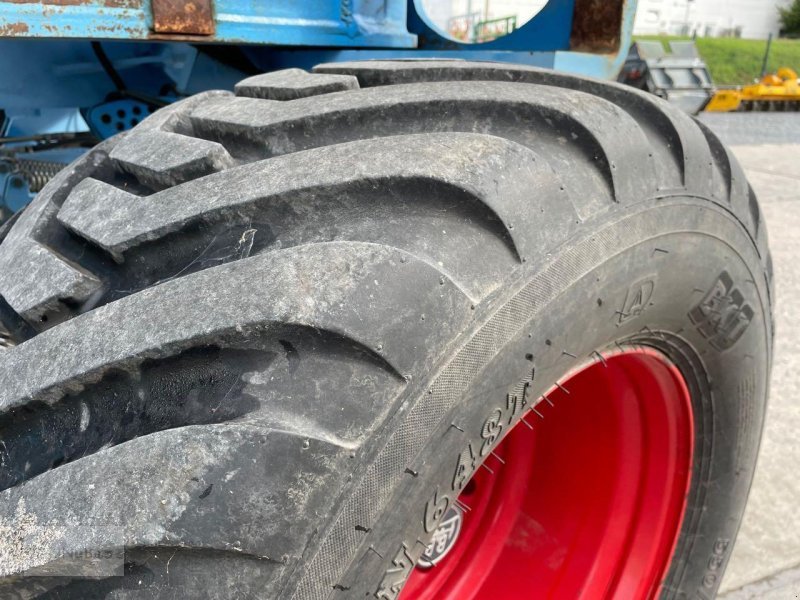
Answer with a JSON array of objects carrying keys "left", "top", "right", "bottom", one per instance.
[{"left": 0, "top": 62, "right": 772, "bottom": 599}]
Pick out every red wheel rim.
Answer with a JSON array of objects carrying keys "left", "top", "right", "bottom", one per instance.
[{"left": 402, "top": 347, "right": 694, "bottom": 600}]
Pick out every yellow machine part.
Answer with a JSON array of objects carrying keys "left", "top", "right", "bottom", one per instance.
[
  {"left": 706, "top": 90, "right": 744, "bottom": 112},
  {"left": 706, "top": 67, "right": 800, "bottom": 112}
]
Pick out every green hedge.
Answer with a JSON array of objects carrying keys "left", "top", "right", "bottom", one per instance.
[{"left": 633, "top": 36, "right": 800, "bottom": 85}]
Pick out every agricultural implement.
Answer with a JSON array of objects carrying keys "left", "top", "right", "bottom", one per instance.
[
  {"left": 618, "top": 40, "right": 715, "bottom": 114},
  {"left": 707, "top": 67, "right": 800, "bottom": 111}
]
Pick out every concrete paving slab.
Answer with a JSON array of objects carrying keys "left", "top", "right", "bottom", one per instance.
[
  {"left": 698, "top": 113, "right": 800, "bottom": 146},
  {"left": 722, "top": 563, "right": 800, "bottom": 600},
  {"left": 718, "top": 145, "right": 800, "bottom": 597},
  {"left": 732, "top": 146, "right": 800, "bottom": 179},
  {"left": 727, "top": 144, "right": 800, "bottom": 203},
  {"left": 742, "top": 169, "right": 798, "bottom": 204}
]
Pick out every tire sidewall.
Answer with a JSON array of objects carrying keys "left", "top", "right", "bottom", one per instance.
[{"left": 318, "top": 197, "right": 771, "bottom": 600}]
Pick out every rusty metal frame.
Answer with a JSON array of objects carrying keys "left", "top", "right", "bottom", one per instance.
[{"left": 0, "top": 0, "right": 416, "bottom": 47}]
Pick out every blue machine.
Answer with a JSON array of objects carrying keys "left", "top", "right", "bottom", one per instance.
[{"left": 0, "top": 0, "right": 636, "bottom": 218}]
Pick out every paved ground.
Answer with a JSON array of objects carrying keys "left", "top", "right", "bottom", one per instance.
[
  {"left": 698, "top": 113, "right": 800, "bottom": 146},
  {"left": 715, "top": 141, "right": 800, "bottom": 598}
]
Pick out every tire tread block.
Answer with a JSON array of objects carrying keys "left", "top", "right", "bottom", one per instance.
[
  {"left": 235, "top": 68, "right": 359, "bottom": 100},
  {"left": 109, "top": 130, "right": 235, "bottom": 190}
]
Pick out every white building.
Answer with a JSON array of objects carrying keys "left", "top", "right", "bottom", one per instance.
[
  {"left": 423, "top": 0, "right": 791, "bottom": 42},
  {"left": 633, "top": 0, "right": 791, "bottom": 39}
]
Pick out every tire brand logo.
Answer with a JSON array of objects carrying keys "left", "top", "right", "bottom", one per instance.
[
  {"left": 416, "top": 506, "right": 462, "bottom": 569},
  {"left": 423, "top": 487, "right": 450, "bottom": 534},
  {"left": 689, "top": 272, "right": 753, "bottom": 351},
  {"left": 618, "top": 278, "right": 655, "bottom": 324}
]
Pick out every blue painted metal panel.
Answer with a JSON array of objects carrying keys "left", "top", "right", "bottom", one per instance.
[
  {"left": 84, "top": 98, "right": 155, "bottom": 138},
  {"left": 249, "top": 0, "right": 636, "bottom": 81},
  {"left": 0, "top": 40, "right": 191, "bottom": 108},
  {"left": 0, "top": 0, "right": 416, "bottom": 47},
  {"left": 0, "top": 0, "right": 635, "bottom": 81},
  {"left": 3, "top": 108, "right": 88, "bottom": 138},
  {"left": 0, "top": 1, "right": 148, "bottom": 39},
  {"left": 0, "top": 170, "right": 32, "bottom": 214}
]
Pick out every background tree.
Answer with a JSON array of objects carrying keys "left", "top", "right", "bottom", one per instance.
[{"left": 779, "top": 0, "right": 800, "bottom": 36}]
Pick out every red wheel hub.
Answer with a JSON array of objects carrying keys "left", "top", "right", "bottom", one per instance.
[{"left": 402, "top": 348, "right": 694, "bottom": 600}]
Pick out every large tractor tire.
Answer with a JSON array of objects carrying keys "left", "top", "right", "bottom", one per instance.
[{"left": 0, "top": 62, "right": 772, "bottom": 599}]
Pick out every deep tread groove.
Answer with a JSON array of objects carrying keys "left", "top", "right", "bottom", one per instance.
[
  {"left": 0, "top": 294, "right": 37, "bottom": 346},
  {"left": 2, "top": 547, "right": 285, "bottom": 599},
  {"left": 0, "top": 346, "right": 268, "bottom": 492},
  {"left": 57, "top": 133, "right": 575, "bottom": 303},
  {"left": 186, "top": 82, "right": 653, "bottom": 208}
]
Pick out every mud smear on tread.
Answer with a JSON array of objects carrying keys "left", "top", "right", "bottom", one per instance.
[
  {"left": 39, "top": 218, "right": 277, "bottom": 317},
  {"left": 0, "top": 346, "right": 269, "bottom": 492},
  {"left": 101, "top": 218, "right": 277, "bottom": 302}
]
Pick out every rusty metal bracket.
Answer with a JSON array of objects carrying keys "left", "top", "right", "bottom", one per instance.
[
  {"left": 151, "top": 0, "right": 214, "bottom": 36},
  {"left": 570, "top": 0, "right": 627, "bottom": 54}
]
